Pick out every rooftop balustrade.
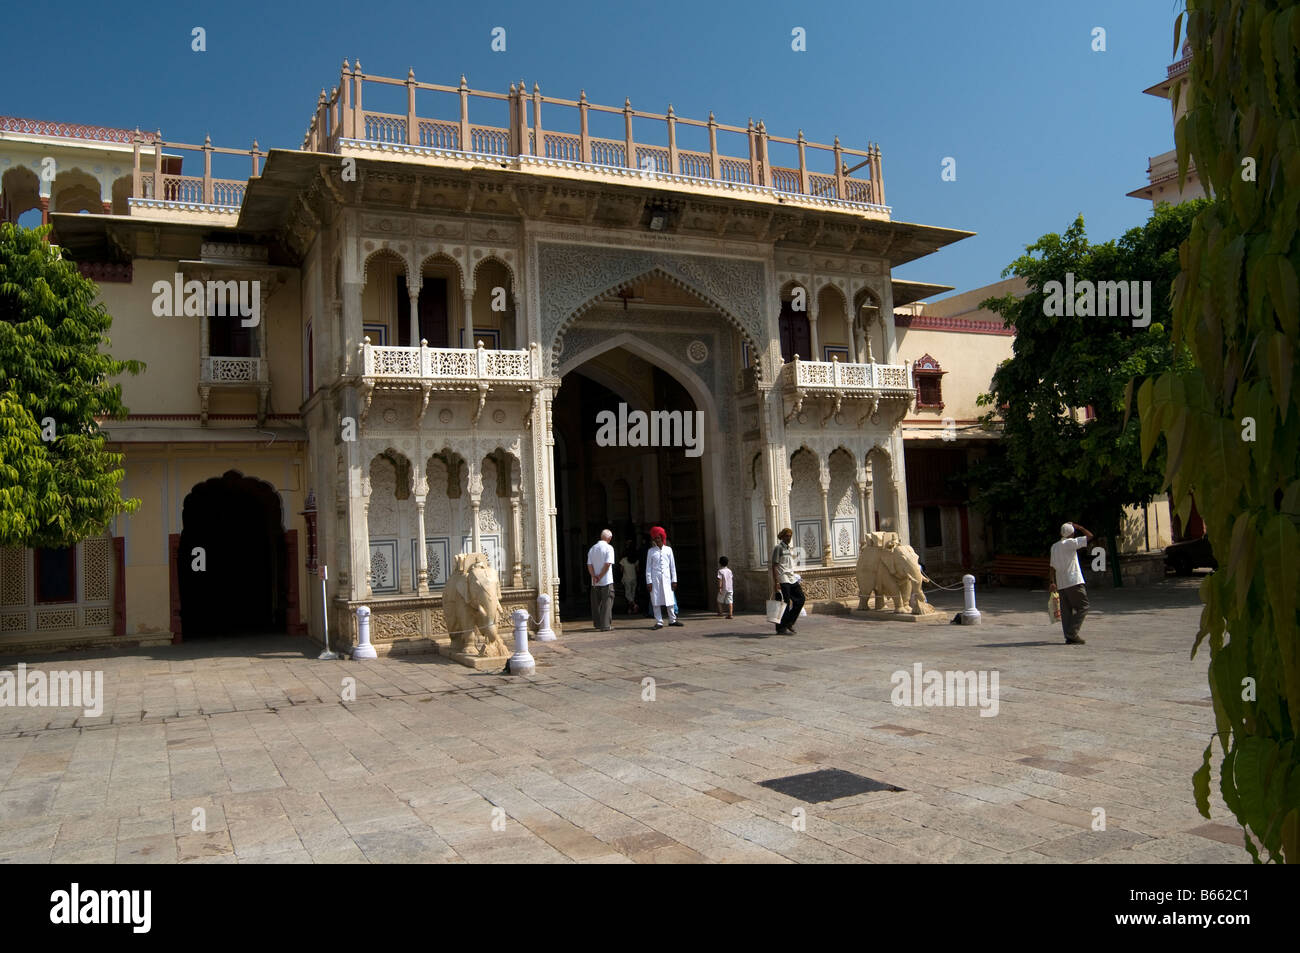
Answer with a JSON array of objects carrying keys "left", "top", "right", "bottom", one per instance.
[
  {"left": 20, "top": 65, "right": 887, "bottom": 218},
  {"left": 303, "top": 64, "right": 887, "bottom": 211},
  {"left": 129, "top": 134, "right": 264, "bottom": 211}
]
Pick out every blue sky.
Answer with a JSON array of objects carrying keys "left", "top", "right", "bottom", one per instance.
[{"left": 6, "top": 0, "right": 1184, "bottom": 298}]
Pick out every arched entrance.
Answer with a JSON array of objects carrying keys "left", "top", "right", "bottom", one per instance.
[
  {"left": 178, "top": 470, "right": 287, "bottom": 637},
  {"left": 553, "top": 347, "right": 710, "bottom": 614}
]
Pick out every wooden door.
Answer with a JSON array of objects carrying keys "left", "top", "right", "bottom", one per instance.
[{"left": 779, "top": 301, "right": 811, "bottom": 361}]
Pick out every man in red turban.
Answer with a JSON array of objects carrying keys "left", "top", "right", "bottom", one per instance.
[{"left": 645, "top": 526, "right": 681, "bottom": 628}]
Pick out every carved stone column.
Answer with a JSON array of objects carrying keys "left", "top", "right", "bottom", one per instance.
[
  {"left": 893, "top": 479, "right": 904, "bottom": 539},
  {"left": 335, "top": 445, "right": 350, "bottom": 593},
  {"left": 855, "top": 467, "right": 872, "bottom": 545},
  {"left": 819, "top": 462, "right": 833, "bottom": 566},
  {"left": 330, "top": 300, "right": 343, "bottom": 378},
  {"left": 858, "top": 306, "right": 876, "bottom": 364},
  {"left": 808, "top": 296, "right": 820, "bottom": 361},
  {"left": 344, "top": 399, "right": 370, "bottom": 602},
  {"left": 360, "top": 473, "right": 373, "bottom": 599},
  {"left": 543, "top": 391, "right": 561, "bottom": 624},
  {"left": 846, "top": 303, "right": 858, "bottom": 363},
  {"left": 468, "top": 461, "right": 483, "bottom": 555},
  {"left": 408, "top": 282, "right": 420, "bottom": 350},
  {"left": 341, "top": 279, "right": 364, "bottom": 376},
  {"left": 509, "top": 490, "right": 524, "bottom": 587},
  {"left": 413, "top": 469, "right": 429, "bottom": 594},
  {"left": 880, "top": 279, "right": 898, "bottom": 364},
  {"left": 759, "top": 387, "right": 785, "bottom": 558},
  {"left": 462, "top": 289, "right": 475, "bottom": 348}
]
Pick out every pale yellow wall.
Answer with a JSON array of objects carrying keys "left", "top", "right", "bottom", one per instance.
[
  {"left": 816, "top": 285, "right": 850, "bottom": 357},
  {"left": 114, "top": 443, "right": 309, "bottom": 636},
  {"left": 470, "top": 259, "right": 514, "bottom": 347},
  {"left": 362, "top": 253, "right": 403, "bottom": 344},
  {"left": 923, "top": 277, "right": 1026, "bottom": 318},
  {"left": 99, "top": 261, "right": 202, "bottom": 414},
  {"left": 266, "top": 278, "right": 303, "bottom": 413},
  {"left": 95, "top": 261, "right": 302, "bottom": 417},
  {"left": 895, "top": 326, "right": 1013, "bottom": 423},
  {"left": 1120, "top": 497, "right": 1173, "bottom": 553}
]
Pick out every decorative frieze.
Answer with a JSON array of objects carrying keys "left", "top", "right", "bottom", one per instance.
[{"left": 536, "top": 242, "right": 765, "bottom": 357}]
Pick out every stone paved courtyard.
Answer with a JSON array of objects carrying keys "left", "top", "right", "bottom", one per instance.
[{"left": 0, "top": 578, "right": 1249, "bottom": 863}]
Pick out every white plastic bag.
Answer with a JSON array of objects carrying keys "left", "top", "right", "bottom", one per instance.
[{"left": 766, "top": 599, "right": 785, "bottom": 624}]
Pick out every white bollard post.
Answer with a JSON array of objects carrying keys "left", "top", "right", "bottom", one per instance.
[
  {"left": 509, "top": 608, "right": 535, "bottom": 675},
  {"left": 353, "top": 605, "right": 377, "bottom": 659},
  {"left": 535, "top": 593, "right": 556, "bottom": 641},
  {"left": 962, "top": 574, "right": 982, "bottom": 625}
]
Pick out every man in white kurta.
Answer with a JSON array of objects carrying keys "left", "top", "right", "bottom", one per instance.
[{"left": 645, "top": 526, "right": 680, "bottom": 629}]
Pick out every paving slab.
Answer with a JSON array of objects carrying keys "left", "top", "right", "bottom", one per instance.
[{"left": 0, "top": 578, "right": 1250, "bottom": 863}]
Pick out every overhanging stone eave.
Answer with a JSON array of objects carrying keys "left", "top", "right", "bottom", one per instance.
[
  {"left": 235, "top": 149, "right": 330, "bottom": 233},
  {"left": 50, "top": 211, "right": 245, "bottom": 261},
  {"left": 892, "top": 278, "right": 955, "bottom": 307},
  {"left": 245, "top": 147, "right": 907, "bottom": 238},
  {"left": 878, "top": 219, "right": 976, "bottom": 267}
]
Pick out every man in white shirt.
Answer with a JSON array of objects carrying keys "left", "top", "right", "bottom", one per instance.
[
  {"left": 587, "top": 529, "right": 616, "bottom": 632},
  {"left": 1050, "top": 521, "right": 1094, "bottom": 644},
  {"left": 770, "top": 527, "right": 804, "bottom": 635},
  {"left": 645, "top": 525, "right": 681, "bottom": 629}
]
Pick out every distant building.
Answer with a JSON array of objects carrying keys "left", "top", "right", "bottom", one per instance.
[
  {"left": 1128, "top": 41, "right": 1206, "bottom": 205},
  {"left": 892, "top": 278, "right": 1019, "bottom": 576}
]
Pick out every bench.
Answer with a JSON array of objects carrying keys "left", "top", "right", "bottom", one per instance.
[{"left": 989, "top": 554, "right": 1051, "bottom": 587}]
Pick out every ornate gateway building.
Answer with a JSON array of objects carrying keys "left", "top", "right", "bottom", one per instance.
[{"left": 1, "top": 65, "right": 969, "bottom": 653}]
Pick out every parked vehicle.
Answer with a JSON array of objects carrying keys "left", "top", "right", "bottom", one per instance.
[{"left": 1165, "top": 535, "right": 1217, "bottom": 576}]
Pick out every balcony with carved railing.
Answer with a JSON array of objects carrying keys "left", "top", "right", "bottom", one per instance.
[
  {"left": 782, "top": 356, "right": 913, "bottom": 395},
  {"left": 197, "top": 355, "right": 271, "bottom": 427},
  {"left": 202, "top": 356, "right": 266, "bottom": 383},
  {"left": 359, "top": 339, "right": 543, "bottom": 424},
  {"left": 302, "top": 64, "right": 888, "bottom": 214},
  {"left": 362, "top": 339, "right": 541, "bottom": 383},
  {"left": 780, "top": 355, "right": 914, "bottom": 424}
]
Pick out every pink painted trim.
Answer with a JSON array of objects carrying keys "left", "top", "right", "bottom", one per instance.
[
  {"left": 895, "top": 314, "right": 1015, "bottom": 335},
  {"left": 0, "top": 116, "right": 157, "bottom": 144}
]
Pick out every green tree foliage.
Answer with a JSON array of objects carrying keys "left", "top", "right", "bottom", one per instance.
[
  {"left": 969, "top": 203, "right": 1205, "bottom": 567},
  {"left": 1137, "top": 2, "right": 1300, "bottom": 863},
  {"left": 0, "top": 223, "right": 142, "bottom": 547}
]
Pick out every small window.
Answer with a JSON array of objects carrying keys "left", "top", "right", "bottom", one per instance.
[
  {"left": 918, "top": 376, "right": 942, "bottom": 407},
  {"left": 35, "top": 547, "right": 76, "bottom": 603},
  {"left": 923, "top": 507, "right": 943, "bottom": 549},
  {"left": 913, "top": 353, "right": 945, "bottom": 410}
]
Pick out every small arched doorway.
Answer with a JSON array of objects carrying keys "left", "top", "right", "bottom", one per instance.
[{"left": 178, "top": 470, "right": 287, "bottom": 637}]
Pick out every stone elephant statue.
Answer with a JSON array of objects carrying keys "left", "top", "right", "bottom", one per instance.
[
  {"left": 857, "top": 532, "right": 906, "bottom": 611},
  {"left": 856, "top": 532, "right": 934, "bottom": 615},
  {"left": 442, "top": 552, "right": 510, "bottom": 657}
]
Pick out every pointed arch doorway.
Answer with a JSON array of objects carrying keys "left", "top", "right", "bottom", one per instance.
[{"left": 552, "top": 347, "right": 710, "bottom": 616}]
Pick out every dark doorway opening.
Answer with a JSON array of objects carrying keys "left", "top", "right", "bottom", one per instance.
[
  {"left": 553, "top": 358, "right": 708, "bottom": 617},
  {"left": 397, "top": 275, "right": 449, "bottom": 347},
  {"left": 178, "top": 470, "right": 287, "bottom": 637},
  {"left": 778, "top": 298, "right": 811, "bottom": 361}
]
